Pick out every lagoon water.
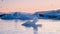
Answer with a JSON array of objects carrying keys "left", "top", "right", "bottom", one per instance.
[{"left": 0, "top": 19, "right": 60, "bottom": 34}]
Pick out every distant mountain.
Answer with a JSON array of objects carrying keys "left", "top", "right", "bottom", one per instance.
[
  {"left": 0, "top": 12, "right": 7, "bottom": 17},
  {"left": 0, "top": 12, "right": 35, "bottom": 20},
  {"left": 0, "top": 9, "right": 60, "bottom": 20},
  {"left": 34, "top": 9, "right": 60, "bottom": 20}
]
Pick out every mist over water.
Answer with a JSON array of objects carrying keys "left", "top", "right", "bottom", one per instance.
[{"left": 0, "top": 19, "right": 60, "bottom": 34}]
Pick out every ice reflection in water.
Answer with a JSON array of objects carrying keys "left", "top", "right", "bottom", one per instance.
[
  {"left": 22, "top": 20, "right": 42, "bottom": 34},
  {"left": 0, "top": 19, "right": 60, "bottom": 34},
  {"left": 22, "top": 17, "right": 42, "bottom": 34}
]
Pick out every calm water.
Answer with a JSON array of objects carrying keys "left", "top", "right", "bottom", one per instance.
[{"left": 0, "top": 19, "right": 60, "bottom": 34}]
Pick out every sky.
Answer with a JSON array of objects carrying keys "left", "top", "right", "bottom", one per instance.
[{"left": 0, "top": 0, "right": 60, "bottom": 13}]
